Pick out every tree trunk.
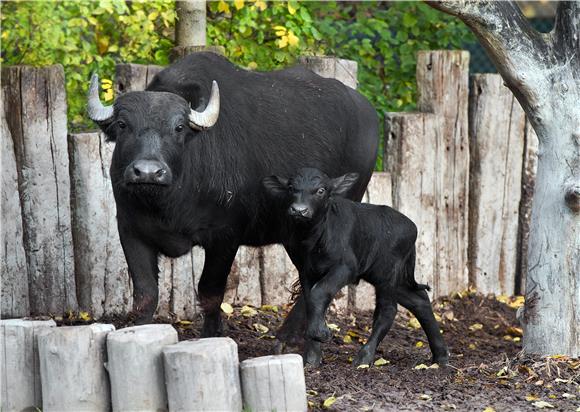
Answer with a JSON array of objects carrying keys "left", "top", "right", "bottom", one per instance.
[{"left": 426, "top": 0, "right": 580, "bottom": 356}]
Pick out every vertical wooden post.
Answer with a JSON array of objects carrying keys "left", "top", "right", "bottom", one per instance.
[
  {"left": 416, "top": 50, "right": 470, "bottom": 295},
  {"left": 172, "top": 1, "right": 224, "bottom": 60},
  {"left": 1, "top": 319, "right": 56, "bottom": 411},
  {"left": 69, "top": 132, "right": 132, "bottom": 318},
  {"left": 163, "top": 338, "right": 242, "bottom": 411},
  {"left": 107, "top": 325, "right": 178, "bottom": 411},
  {"left": 240, "top": 354, "right": 307, "bottom": 412},
  {"left": 38, "top": 324, "right": 115, "bottom": 412},
  {"left": 468, "top": 74, "right": 526, "bottom": 295},
  {"left": 1, "top": 96, "right": 29, "bottom": 317},
  {"left": 225, "top": 247, "right": 262, "bottom": 307},
  {"left": 1, "top": 65, "right": 77, "bottom": 314},
  {"left": 385, "top": 113, "right": 440, "bottom": 291}
]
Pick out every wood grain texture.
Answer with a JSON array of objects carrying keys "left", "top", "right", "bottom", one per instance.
[
  {"left": 417, "top": 51, "right": 470, "bottom": 296},
  {"left": 2, "top": 65, "right": 77, "bottom": 314},
  {"left": 69, "top": 132, "right": 132, "bottom": 318},
  {"left": 468, "top": 74, "right": 526, "bottom": 295},
  {"left": 1, "top": 96, "right": 29, "bottom": 318}
]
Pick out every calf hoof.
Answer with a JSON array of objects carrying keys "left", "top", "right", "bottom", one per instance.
[
  {"left": 303, "top": 342, "right": 322, "bottom": 367},
  {"left": 432, "top": 348, "right": 450, "bottom": 367},
  {"left": 306, "top": 323, "right": 332, "bottom": 343},
  {"left": 353, "top": 346, "right": 375, "bottom": 367}
]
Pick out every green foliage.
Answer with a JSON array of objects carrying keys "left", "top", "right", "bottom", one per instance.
[
  {"left": 208, "top": 0, "right": 325, "bottom": 69},
  {"left": 1, "top": 0, "right": 175, "bottom": 129},
  {"left": 2, "top": 0, "right": 473, "bottom": 160}
]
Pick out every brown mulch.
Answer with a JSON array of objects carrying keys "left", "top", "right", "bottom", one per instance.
[{"left": 59, "top": 293, "right": 580, "bottom": 411}]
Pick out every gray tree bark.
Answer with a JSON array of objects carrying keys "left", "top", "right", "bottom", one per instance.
[{"left": 427, "top": 0, "right": 580, "bottom": 356}]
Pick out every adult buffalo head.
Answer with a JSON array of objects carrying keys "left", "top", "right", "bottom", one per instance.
[{"left": 87, "top": 73, "right": 220, "bottom": 194}]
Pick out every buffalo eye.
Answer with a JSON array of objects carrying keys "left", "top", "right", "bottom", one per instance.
[
  {"left": 175, "top": 124, "right": 185, "bottom": 132},
  {"left": 117, "top": 120, "right": 127, "bottom": 129},
  {"left": 317, "top": 187, "right": 326, "bottom": 196}
]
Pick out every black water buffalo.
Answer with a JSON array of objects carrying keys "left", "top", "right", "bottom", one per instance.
[
  {"left": 87, "top": 52, "right": 379, "bottom": 341},
  {"left": 263, "top": 168, "right": 449, "bottom": 367}
]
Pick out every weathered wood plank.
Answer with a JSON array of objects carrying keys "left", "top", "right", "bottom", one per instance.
[
  {"left": 299, "top": 56, "right": 358, "bottom": 89},
  {"left": 163, "top": 338, "right": 242, "bottom": 411},
  {"left": 2, "top": 65, "right": 77, "bottom": 314},
  {"left": 260, "top": 245, "right": 298, "bottom": 306},
  {"left": 385, "top": 113, "right": 439, "bottom": 293},
  {"left": 468, "top": 74, "right": 526, "bottom": 295},
  {"left": 351, "top": 172, "right": 393, "bottom": 311},
  {"left": 1, "top": 319, "right": 56, "bottom": 411},
  {"left": 0, "top": 96, "right": 29, "bottom": 318},
  {"left": 416, "top": 51, "right": 470, "bottom": 296},
  {"left": 107, "top": 325, "right": 178, "bottom": 411},
  {"left": 38, "top": 324, "right": 114, "bottom": 412},
  {"left": 225, "top": 247, "right": 262, "bottom": 307},
  {"left": 240, "top": 354, "right": 307, "bottom": 412},
  {"left": 69, "top": 132, "right": 132, "bottom": 318}
]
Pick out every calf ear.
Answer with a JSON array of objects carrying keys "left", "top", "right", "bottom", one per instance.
[
  {"left": 262, "top": 175, "right": 289, "bottom": 196},
  {"left": 330, "top": 173, "right": 359, "bottom": 197}
]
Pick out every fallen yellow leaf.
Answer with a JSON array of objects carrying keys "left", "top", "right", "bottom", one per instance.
[
  {"left": 240, "top": 305, "right": 257, "bottom": 317},
  {"left": 408, "top": 318, "right": 421, "bottom": 330},
  {"left": 507, "top": 326, "right": 523, "bottom": 337},
  {"left": 322, "top": 396, "right": 336, "bottom": 409},
  {"left": 252, "top": 323, "right": 269, "bottom": 334},
  {"left": 374, "top": 358, "right": 389, "bottom": 366},
  {"left": 469, "top": 323, "right": 483, "bottom": 332},
  {"left": 177, "top": 320, "right": 192, "bottom": 325},
  {"left": 356, "top": 364, "right": 369, "bottom": 369},
  {"left": 327, "top": 323, "right": 340, "bottom": 332},
  {"left": 220, "top": 302, "right": 234, "bottom": 315},
  {"left": 79, "top": 311, "right": 91, "bottom": 321},
  {"left": 526, "top": 394, "right": 540, "bottom": 402},
  {"left": 343, "top": 335, "right": 352, "bottom": 344},
  {"left": 532, "top": 400, "right": 554, "bottom": 409},
  {"left": 416, "top": 341, "right": 424, "bottom": 348},
  {"left": 469, "top": 343, "right": 477, "bottom": 350},
  {"left": 562, "top": 393, "right": 576, "bottom": 399},
  {"left": 419, "top": 394, "right": 432, "bottom": 401},
  {"left": 415, "top": 364, "right": 429, "bottom": 370},
  {"left": 483, "top": 407, "right": 496, "bottom": 412}
]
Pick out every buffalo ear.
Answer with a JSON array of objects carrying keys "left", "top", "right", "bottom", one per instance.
[
  {"left": 330, "top": 173, "right": 359, "bottom": 197},
  {"left": 262, "top": 175, "right": 289, "bottom": 197}
]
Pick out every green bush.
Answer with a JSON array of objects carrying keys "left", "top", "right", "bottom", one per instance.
[{"left": 2, "top": 0, "right": 473, "bottom": 166}]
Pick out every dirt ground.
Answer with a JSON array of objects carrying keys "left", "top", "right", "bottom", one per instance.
[{"left": 66, "top": 292, "right": 579, "bottom": 411}]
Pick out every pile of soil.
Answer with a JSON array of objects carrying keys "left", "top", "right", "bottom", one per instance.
[{"left": 65, "top": 293, "right": 579, "bottom": 411}]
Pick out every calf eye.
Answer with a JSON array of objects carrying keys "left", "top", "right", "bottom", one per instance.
[
  {"left": 317, "top": 187, "right": 326, "bottom": 195},
  {"left": 175, "top": 124, "right": 185, "bottom": 132},
  {"left": 117, "top": 120, "right": 127, "bottom": 129}
]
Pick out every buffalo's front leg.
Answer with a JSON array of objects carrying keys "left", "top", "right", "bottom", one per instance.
[
  {"left": 306, "top": 264, "right": 354, "bottom": 342},
  {"left": 198, "top": 243, "right": 238, "bottom": 337},
  {"left": 119, "top": 229, "right": 160, "bottom": 324}
]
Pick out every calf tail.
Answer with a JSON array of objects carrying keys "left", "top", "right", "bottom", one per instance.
[{"left": 404, "top": 246, "right": 431, "bottom": 291}]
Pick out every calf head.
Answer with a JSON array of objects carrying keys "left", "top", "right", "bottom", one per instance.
[
  {"left": 263, "top": 167, "right": 358, "bottom": 223},
  {"left": 87, "top": 74, "right": 220, "bottom": 198}
]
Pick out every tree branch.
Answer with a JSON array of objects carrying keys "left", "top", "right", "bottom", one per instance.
[
  {"left": 553, "top": 1, "right": 580, "bottom": 67},
  {"left": 425, "top": 0, "right": 552, "bottom": 110}
]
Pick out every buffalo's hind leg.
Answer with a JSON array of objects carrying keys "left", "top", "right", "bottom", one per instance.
[
  {"left": 198, "top": 243, "right": 239, "bottom": 337},
  {"left": 354, "top": 285, "right": 398, "bottom": 367},
  {"left": 397, "top": 286, "right": 449, "bottom": 365}
]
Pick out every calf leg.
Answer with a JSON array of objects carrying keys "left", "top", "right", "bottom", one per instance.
[
  {"left": 354, "top": 288, "right": 398, "bottom": 367},
  {"left": 306, "top": 264, "right": 354, "bottom": 342},
  {"left": 198, "top": 243, "right": 238, "bottom": 337},
  {"left": 119, "top": 229, "right": 160, "bottom": 324},
  {"left": 397, "top": 286, "right": 449, "bottom": 365}
]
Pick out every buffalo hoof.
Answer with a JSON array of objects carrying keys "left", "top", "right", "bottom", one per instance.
[
  {"left": 353, "top": 346, "right": 375, "bottom": 367},
  {"left": 306, "top": 323, "right": 332, "bottom": 343},
  {"left": 432, "top": 350, "right": 450, "bottom": 367},
  {"left": 200, "top": 313, "right": 224, "bottom": 338},
  {"left": 303, "top": 341, "right": 322, "bottom": 367}
]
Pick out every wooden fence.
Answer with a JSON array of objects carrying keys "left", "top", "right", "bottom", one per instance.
[{"left": 0, "top": 50, "right": 538, "bottom": 320}]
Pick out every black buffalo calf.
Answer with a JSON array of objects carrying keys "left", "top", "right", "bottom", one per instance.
[{"left": 263, "top": 167, "right": 449, "bottom": 367}]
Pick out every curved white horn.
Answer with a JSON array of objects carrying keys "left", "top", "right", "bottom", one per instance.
[
  {"left": 87, "top": 73, "right": 114, "bottom": 122},
  {"left": 189, "top": 80, "right": 220, "bottom": 130}
]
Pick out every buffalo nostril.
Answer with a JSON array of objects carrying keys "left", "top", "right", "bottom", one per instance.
[
  {"left": 133, "top": 166, "right": 141, "bottom": 177},
  {"left": 155, "top": 169, "right": 166, "bottom": 178}
]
